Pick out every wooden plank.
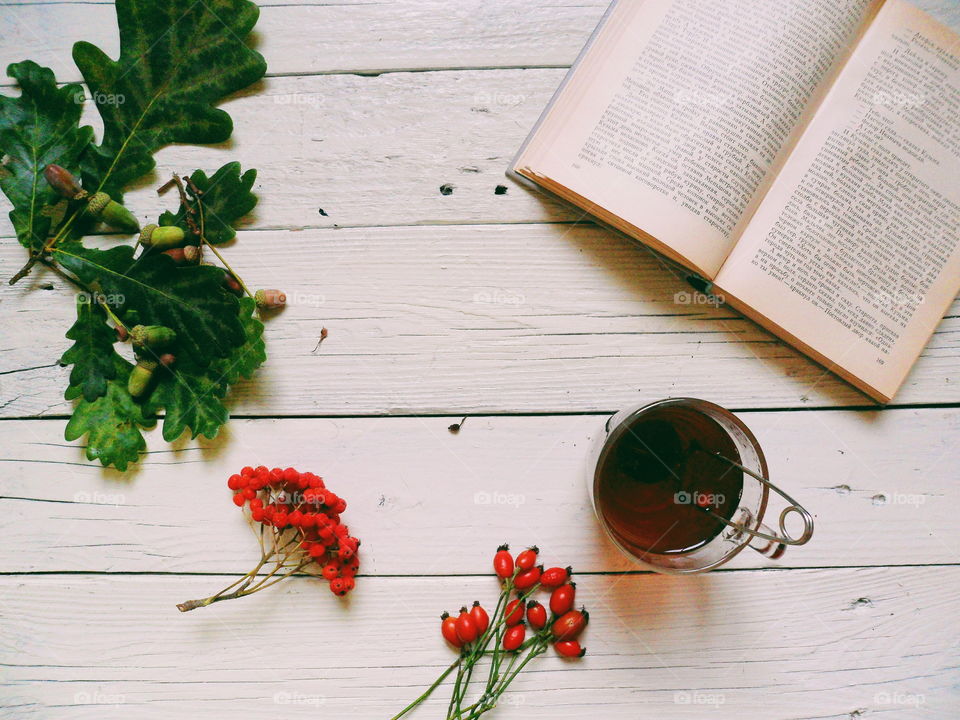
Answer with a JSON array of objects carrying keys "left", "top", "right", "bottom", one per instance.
[
  {"left": 0, "top": 70, "right": 577, "bottom": 232},
  {"left": 2, "top": 224, "right": 959, "bottom": 416},
  {"left": 2, "top": 409, "right": 956, "bottom": 573},
  {"left": 0, "top": 1, "right": 608, "bottom": 84},
  {"left": 2, "top": 0, "right": 957, "bottom": 83},
  {"left": 1, "top": 568, "right": 957, "bottom": 718}
]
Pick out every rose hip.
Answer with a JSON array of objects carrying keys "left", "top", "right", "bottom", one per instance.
[
  {"left": 554, "top": 640, "right": 586, "bottom": 658},
  {"left": 470, "top": 601, "right": 490, "bottom": 635},
  {"left": 515, "top": 546, "right": 539, "bottom": 571},
  {"left": 552, "top": 609, "right": 589, "bottom": 641},
  {"left": 526, "top": 600, "right": 547, "bottom": 630},
  {"left": 503, "top": 623, "right": 526, "bottom": 651},
  {"left": 505, "top": 598, "right": 525, "bottom": 626},
  {"left": 550, "top": 583, "right": 576, "bottom": 615},
  {"left": 514, "top": 565, "right": 542, "bottom": 591},
  {"left": 493, "top": 544, "right": 514, "bottom": 578},
  {"left": 540, "top": 566, "right": 571, "bottom": 588}
]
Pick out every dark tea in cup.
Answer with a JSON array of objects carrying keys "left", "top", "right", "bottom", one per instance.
[
  {"left": 588, "top": 398, "right": 813, "bottom": 573},
  {"left": 595, "top": 402, "right": 744, "bottom": 555}
]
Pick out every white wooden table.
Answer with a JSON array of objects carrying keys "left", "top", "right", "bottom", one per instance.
[{"left": 2, "top": 2, "right": 959, "bottom": 718}]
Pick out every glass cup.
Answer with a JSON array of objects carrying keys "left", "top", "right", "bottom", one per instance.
[{"left": 587, "top": 398, "right": 813, "bottom": 573}]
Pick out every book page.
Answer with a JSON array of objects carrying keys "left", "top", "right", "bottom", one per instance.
[
  {"left": 515, "top": 0, "right": 878, "bottom": 278},
  {"left": 717, "top": 0, "right": 960, "bottom": 401}
]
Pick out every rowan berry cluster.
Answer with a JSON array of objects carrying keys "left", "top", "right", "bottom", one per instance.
[{"left": 177, "top": 466, "right": 359, "bottom": 611}]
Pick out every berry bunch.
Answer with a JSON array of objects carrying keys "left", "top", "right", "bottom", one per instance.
[
  {"left": 177, "top": 466, "right": 360, "bottom": 611},
  {"left": 393, "top": 543, "right": 588, "bottom": 720}
]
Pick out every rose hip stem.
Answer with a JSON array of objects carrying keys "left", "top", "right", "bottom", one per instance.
[{"left": 389, "top": 657, "right": 462, "bottom": 720}]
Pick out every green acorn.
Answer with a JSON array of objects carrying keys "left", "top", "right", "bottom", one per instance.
[
  {"left": 87, "top": 191, "right": 140, "bottom": 233},
  {"left": 140, "top": 223, "right": 186, "bottom": 250},
  {"left": 130, "top": 324, "right": 177, "bottom": 350},
  {"left": 127, "top": 359, "right": 159, "bottom": 398}
]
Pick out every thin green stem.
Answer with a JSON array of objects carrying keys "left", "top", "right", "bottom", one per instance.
[
  {"left": 389, "top": 657, "right": 461, "bottom": 720},
  {"left": 195, "top": 197, "right": 254, "bottom": 299}
]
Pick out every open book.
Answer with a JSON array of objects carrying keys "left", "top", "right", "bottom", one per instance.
[{"left": 511, "top": 0, "right": 960, "bottom": 403}]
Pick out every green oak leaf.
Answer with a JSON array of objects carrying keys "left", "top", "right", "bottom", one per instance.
[
  {"left": 146, "top": 297, "right": 266, "bottom": 441},
  {"left": 60, "top": 297, "right": 118, "bottom": 402},
  {"left": 73, "top": 0, "right": 266, "bottom": 196},
  {"left": 159, "top": 163, "right": 258, "bottom": 245},
  {"left": 64, "top": 355, "right": 157, "bottom": 471},
  {"left": 0, "top": 61, "right": 93, "bottom": 249},
  {"left": 53, "top": 242, "right": 244, "bottom": 367}
]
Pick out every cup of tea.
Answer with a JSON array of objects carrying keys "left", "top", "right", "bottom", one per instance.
[{"left": 587, "top": 398, "right": 813, "bottom": 573}]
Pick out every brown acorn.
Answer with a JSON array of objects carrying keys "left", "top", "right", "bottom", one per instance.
[
  {"left": 163, "top": 248, "right": 187, "bottom": 264},
  {"left": 43, "top": 164, "right": 85, "bottom": 199},
  {"left": 183, "top": 245, "right": 202, "bottom": 264},
  {"left": 223, "top": 272, "right": 244, "bottom": 296},
  {"left": 255, "top": 288, "right": 286, "bottom": 309},
  {"left": 158, "top": 353, "right": 177, "bottom": 368}
]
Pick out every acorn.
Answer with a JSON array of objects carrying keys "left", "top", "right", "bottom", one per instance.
[
  {"left": 87, "top": 191, "right": 140, "bottom": 233},
  {"left": 183, "top": 245, "right": 202, "bottom": 264},
  {"left": 222, "top": 272, "right": 243, "bottom": 296},
  {"left": 158, "top": 353, "right": 176, "bottom": 368},
  {"left": 140, "top": 223, "right": 185, "bottom": 250},
  {"left": 255, "top": 288, "right": 286, "bottom": 309},
  {"left": 127, "top": 359, "right": 158, "bottom": 398},
  {"left": 43, "top": 164, "right": 85, "bottom": 199},
  {"left": 163, "top": 247, "right": 187, "bottom": 264},
  {"left": 130, "top": 324, "right": 177, "bottom": 350}
]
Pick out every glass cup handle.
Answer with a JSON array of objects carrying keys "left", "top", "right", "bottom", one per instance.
[{"left": 705, "top": 452, "right": 815, "bottom": 552}]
